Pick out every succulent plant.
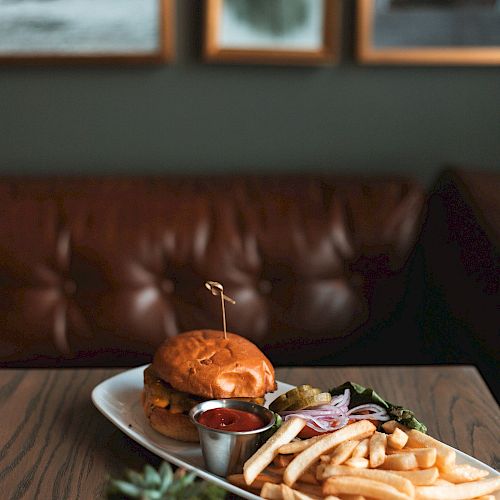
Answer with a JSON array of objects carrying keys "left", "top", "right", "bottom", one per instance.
[{"left": 106, "top": 461, "right": 226, "bottom": 499}]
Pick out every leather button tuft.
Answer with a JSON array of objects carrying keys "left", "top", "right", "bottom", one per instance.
[
  {"left": 63, "top": 280, "right": 77, "bottom": 295},
  {"left": 258, "top": 280, "right": 272, "bottom": 295},
  {"left": 160, "top": 279, "right": 174, "bottom": 294}
]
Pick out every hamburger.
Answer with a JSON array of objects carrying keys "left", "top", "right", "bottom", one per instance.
[{"left": 142, "top": 329, "right": 276, "bottom": 442}]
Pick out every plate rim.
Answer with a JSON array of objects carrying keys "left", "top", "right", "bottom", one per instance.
[{"left": 91, "top": 364, "right": 499, "bottom": 499}]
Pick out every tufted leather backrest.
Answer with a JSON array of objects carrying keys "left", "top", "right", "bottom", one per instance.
[{"left": 0, "top": 175, "right": 425, "bottom": 366}]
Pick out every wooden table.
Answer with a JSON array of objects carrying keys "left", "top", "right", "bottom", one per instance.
[{"left": 1, "top": 365, "right": 498, "bottom": 499}]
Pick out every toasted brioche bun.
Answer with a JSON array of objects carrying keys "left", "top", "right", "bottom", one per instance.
[
  {"left": 152, "top": 329, "right": 276, "bottom": 399},
  {"left": 142, "top": 390, "right": 199, "bottom": 442},
  {"left": 144, "top": 329, "right": 276, "bottom": 442}
]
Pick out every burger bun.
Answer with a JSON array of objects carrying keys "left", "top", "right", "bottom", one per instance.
[{"left": 153, "top": 329, "right": 276, "bottom": 399}]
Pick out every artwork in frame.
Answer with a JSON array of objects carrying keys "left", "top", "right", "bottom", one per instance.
[
  {"left": 357, "top": 0, "right": 500, "bottom": 65},
  {"left": 0, "top": 0, "right": 175, "bottom": 64},
  {"left": 203, "top": 0, "right": 342, "bottom": 65}
]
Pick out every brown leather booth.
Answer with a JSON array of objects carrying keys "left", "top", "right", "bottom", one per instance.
[{"left": 0, "top": 174, "right": 425, "bottom": 367}]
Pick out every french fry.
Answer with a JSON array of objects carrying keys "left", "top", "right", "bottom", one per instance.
[
  {"left": 382, "top": 420, "right": 408, "bottom": 434},
  {"left": 329, "top": 440, "right": 359, "bottom": 466},
  {"left": 433, "top": 478, "right": 455, "bottom": 486},
  {"left": 284, "top": 420, "right": 376, "bottom": 487},
  {"left": 389, "top": 467, "right": 440, "bottom": 486},
  {"left": 394, "top": 447, "right": 436, "bottom": 468},
  {"left": 274, "top": 454, "right": 296, "bottom": 467},
  {"left": 280, "top": 435, "right": 324, "bottom": 455},
  {"left": 293, "top": 482, "right": 323, "bottom": 498},
  {"left": 281, "top": 483, "right": 296, "bottom": 500},
  {"left": 246, "top": 394, "right": 497, "bottom": 500},
  {"left": 317, "top": 464, "right": 415, "bottom": 497},
  {"left": 244, "top": 417, "right": 306, "bottom": 485},
  {"left": 352, "top": 438, "right": 370, "bottom": 458},
  {"left": 228, "top": 472, "right": 280, "bottom": 491},
  {"left": 439, "top": 464, "right": 490, "bottom": 483},
  {"left": 282, "top": 483, "right": 318, "bottom": 500},
  {"left": 261, "top": 482, "right": 283, "bottom": 499},
  {"left": 316, "top": 462, "right": 326, "bottom": 477},
  {"left": 413, "top": 447, "right": 436, "bottom": 468},
  {"left": 369, "top": 432, "right": 387, "bottom": 468},
  {"left": 344, "top": 457, "right": 370, "bottom": 469},
  {"left": 266, "top": 466, "right": 286, "bottom": 476},
  {"left": 297, "top": 470, "right": 319, "bottom": 485},
  {"left": 323, "top": 476, "right": 412, "bottom": 500},
  {"left": 293, "top": 481, "right": 323, "bottom": 498},
  {"left": 379, "top": 452, "right": 418, "bottom": 471},
  {"left": 387, "top": 428, "right": 409, "bottom": 450},
  {"left": 406, "top": 429, "right": 456, "bottom": 472},
  {"left": 264, "top": 477, "right": 322, "bottom": 498},
  {"left": 280, "top": 483, "right": 322, "bottom": 500},
  {"left": 415, "top": 476, "right": 500, "bottom": 499}
]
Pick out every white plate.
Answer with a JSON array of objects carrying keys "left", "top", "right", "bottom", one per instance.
[
  {"left": 92, "top": 365, "right": 292, "bottom": 499},
  {"left": 92, "top": 365, "right": 499, "bottom": 500}
]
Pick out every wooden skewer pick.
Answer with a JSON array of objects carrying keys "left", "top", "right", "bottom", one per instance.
[{"left": 205, "top": 281, "right": 235, "bottom": 339}]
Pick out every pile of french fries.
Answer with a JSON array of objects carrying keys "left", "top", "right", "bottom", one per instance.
[{"left": 227, "top": 417, "right": 500, "bottom": 500}]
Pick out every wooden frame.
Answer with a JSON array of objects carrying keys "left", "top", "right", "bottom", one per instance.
[
  {"left": 357, "top": 0, "right": 500, "bottom": 65},
  {"left": 204, "top": 0, "right": 341, "bottom": 65},
  {"left": 0, "top": 0, "right": 175, "bottom": 65}
]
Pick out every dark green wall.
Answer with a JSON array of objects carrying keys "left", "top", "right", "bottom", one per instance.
[{"left": 1, "top": 1, "right": 499, "bottom": 184}]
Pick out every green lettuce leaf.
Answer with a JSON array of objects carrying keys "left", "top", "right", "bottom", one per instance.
[{"left": 329, "top": 381, "right": 427, "bottom": 434}]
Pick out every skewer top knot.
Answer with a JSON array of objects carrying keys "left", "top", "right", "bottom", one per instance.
[
  {"left": 204, "top": 281, "right": 235, "bottom": 339},
  {"left": 205, "top": 281, "right": 236, "bottom": 304}
]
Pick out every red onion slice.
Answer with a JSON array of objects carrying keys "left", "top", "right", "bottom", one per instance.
[
  {"left": 330, "top": 389, "right": 350, "bottom": 408},
  {"left": 279, "top": 389, "right": 351, "bottom": 433},
  {"left": 282, "top": 413, "right": 349, "bottom": 432},
  {"left": 280, "top": 407, "right": 345, "bottom": 417},
  {"left": 278, "top": 388, "right": 390, "bottom": 434},
  {"left": 348, "top": 403, "right": 390, "bottom": 421}
]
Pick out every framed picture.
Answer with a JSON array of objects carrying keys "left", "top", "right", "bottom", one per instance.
[
  {"left": 357, "top": 0, "right": 500, "bottom": 65},
  {"left": 0, "top": 0, "right": 175, "bottom": 64},
  {"left": 203, "top": 0, "right": 342, "bottom": 65}
]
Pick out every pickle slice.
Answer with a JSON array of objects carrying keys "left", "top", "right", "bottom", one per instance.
[
  {"left": 285, "top": 384, "right": 313, "bottom": 396},
  {"left": 269, "top": 385, "right": 313, "bottom": 412},
  {"left": 269, "top": 395, "right": 292, "bottom": 412},
  {"left": 269, "top": 385, "right": 323, "bottom": 412},
  {"left": 285, "top": 392, "right": 332, "bottom": 411},
  {"left": 282, "top": 388, "right": 321, "bottom": 409}
]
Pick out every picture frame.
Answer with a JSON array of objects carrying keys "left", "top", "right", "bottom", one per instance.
[
  {"left": 203, "top": 0, "right": 342, "bottom": 65},
  {"left": 356, "top": 0, "right": 500, "bottom": 65},
  {"left": 0, "top": 0, "right": 175, "bottom": 64}
]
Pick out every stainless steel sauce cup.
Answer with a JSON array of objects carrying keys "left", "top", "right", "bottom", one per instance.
[{"left": 189, "top": 399, "right": 276, "bottom": 477}]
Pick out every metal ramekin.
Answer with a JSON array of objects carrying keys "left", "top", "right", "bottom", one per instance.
[{"left": 189, "top": 399, "right": 275, "bottom": 477}]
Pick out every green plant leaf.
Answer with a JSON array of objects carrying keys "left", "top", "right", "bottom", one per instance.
[
  {"left": 141, "top": 489, "right": 163, "bottom": 500},
  {"left": 107, "top": 479, "right": 142, "bottom": 498},
  {"left": 106, "top": 461, "right": 226, "bottom": 500},
  {"left": 158, "top": 462, "right": 174, "bottom": 492},
  {"left": 125, "top": 469, "right": 147, "bottom": 487},
  {"left": 168, "top": 471, "right": 196, "bottom": 494},
  {"left": 143, "top": 464, "right": 161, "bottom": 488}
]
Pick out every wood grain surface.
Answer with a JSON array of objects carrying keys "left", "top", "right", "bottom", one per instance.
[{"left": 0, "top": 365, "right": 498, "bottom": 499}]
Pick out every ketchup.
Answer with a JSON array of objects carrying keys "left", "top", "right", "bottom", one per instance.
[{"left": 198, "top": 408, "right": 266, "bottom": 432}]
